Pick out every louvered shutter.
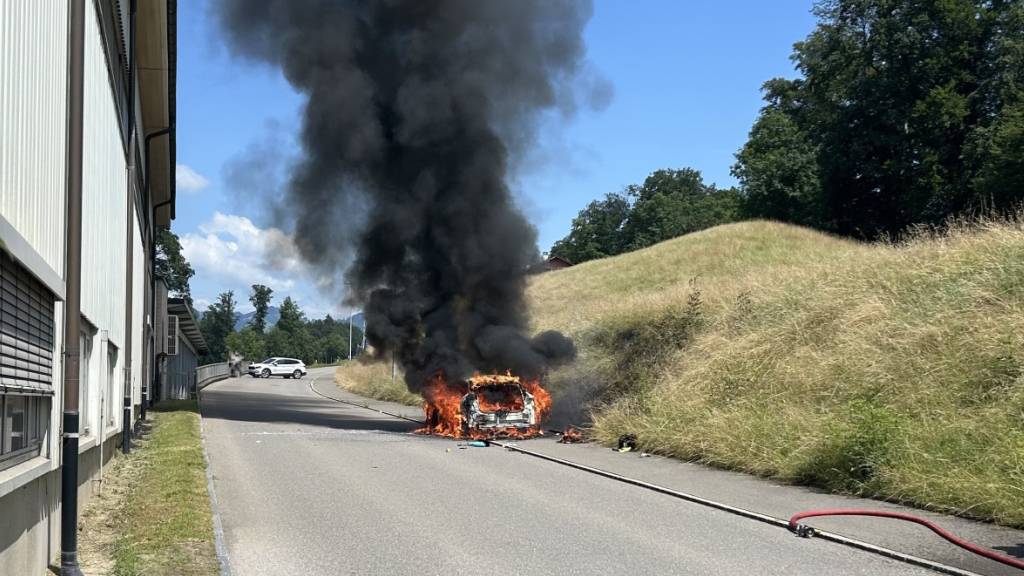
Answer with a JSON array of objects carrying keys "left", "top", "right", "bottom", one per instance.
[
  {"left": 166, "top": 315, "right": 178, "bottom": 356},
  {"left": 0, "top": 254, "right": 56, "bottom": 395}
]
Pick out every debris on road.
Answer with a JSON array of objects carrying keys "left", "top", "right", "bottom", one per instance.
[
  {"left": 457, "top": 440, "right": 490, "bottom": 448},
  {"left": 558, "top": 427, "right": 584, "bottom": 444},
  {"left": 616, "top": 434, "right": 637, "bottom": 453}
]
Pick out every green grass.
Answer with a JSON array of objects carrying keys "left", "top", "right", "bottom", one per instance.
[
  {"left": 335, "top": 218, "right": 1024, "bottom": 527},
  {"left": 113, "top": 400, "right": 218, "bottom": 576}
]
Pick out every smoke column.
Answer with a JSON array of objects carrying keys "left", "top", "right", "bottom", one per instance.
[{"left": 216, "top": 0, "right": 591, "bottom": 390}]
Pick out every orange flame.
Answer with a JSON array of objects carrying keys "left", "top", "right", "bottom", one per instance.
[{"left": 415, "top": 371, "right": 551, "bottom": 439}]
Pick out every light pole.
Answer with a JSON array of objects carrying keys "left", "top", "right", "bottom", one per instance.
[{"left": 348, "top": 310, "right": 353, "bottom": 361}]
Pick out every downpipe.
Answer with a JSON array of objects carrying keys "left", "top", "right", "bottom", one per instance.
[
  {"left": 121, "top": 0, "right": 137, "bottom": 455},
  {"left": 61, "top": 0, "right": 85, "bottom": 573},
  {"left": 146, "top": 128, "right": 171, "bottom": 420}
]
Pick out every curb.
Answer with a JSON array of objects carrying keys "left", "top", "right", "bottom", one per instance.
[{"left": 197, "top": 385, "right": 233, "bottom": 576}]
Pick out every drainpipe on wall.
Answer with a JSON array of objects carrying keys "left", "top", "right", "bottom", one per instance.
[
  {"left": 60, "top": 1, "right": 85, "bottom": 574},
  {"left": 122, "top": 0, "right": 137, "bottom": 455},
  {"left": 146, "top": 128, "right": 171, "bottom": 418}
]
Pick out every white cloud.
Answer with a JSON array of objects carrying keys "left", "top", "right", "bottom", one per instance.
[
  {"left": 176, "top": 164, "right": 210, "bottom": 193},
  {"left": 182, "top": 212, "right": 354, "bottom": 319},
  {"left": 181, "top": 212, "right": 304, "bottom": 293}
]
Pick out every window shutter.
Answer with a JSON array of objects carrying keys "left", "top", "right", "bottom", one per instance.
[
  {"left": 166, "top": 315, "right": 178, "bottom": 356},
  {"left": 0, "top": 254, "right": 56, "bottom": 395}
]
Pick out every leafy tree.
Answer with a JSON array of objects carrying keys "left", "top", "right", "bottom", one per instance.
[
  {"left": 550, "top": 193, "right": 631, "bottom": 264},
  {"left": 732, "top": 108, "right": 822, "bottom": 225},
  {"left": 225, "top": 326, "right": 265, "bottom": 362},
  {"left": 199, "top": 291, "right": 236, "bottom": 362},
  {"left": 971, "top": 103, "right": 1024, "bottom": 209},
  {"left": 551, "top": 170, "right": 742, "bottom": 264},
  {"left": 276, "top": 297, "right": 306, "bottom": 333},
  {"left": 620, "top": 169, "right": 741, "bottom": 251},
  {"left": 155, "top": 229, "right": 195, "bottom": 307},
  {"left": 249, "top": 284, "right": 274, "bottom": 333},
  {"left": 736, "top": 0, "right": 1024, "bottom": 238},
  {"left": 308, "top": 314, "right": 364, "bottom": 363},
  {"left": 263, "top": 297, "right": 317, "bottom": 363}
]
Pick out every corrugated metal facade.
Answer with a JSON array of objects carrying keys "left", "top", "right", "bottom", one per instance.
[
  {"left": 163, "top": 335, "right": 198, "bottom": 400},
  {"left": 0, "top": 0, "right": 69, "bottom": 276},
  {"left": 77, "top": 0, "right": 130, "bottom": 442},
  {"left": 81, "top": 0, "right": 128, "bottom": 349},
  {"left": 0, "top": 1, "right": 171, "bottom": 573}
]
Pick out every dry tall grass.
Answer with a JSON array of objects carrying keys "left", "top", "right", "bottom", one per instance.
[
  {"left": 541, "top": 219, "right": 1024, "bottom": 527},
  {"left": 336, "top": 361, "right": 423, "bottom": 406}
]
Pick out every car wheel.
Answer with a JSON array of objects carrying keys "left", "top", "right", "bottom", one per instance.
[
  {"left": 292, "top": 369, "right": 302, "bottom": 379},
  {"left": 261, "top": 368, "right": 271, "bottom": 378}
]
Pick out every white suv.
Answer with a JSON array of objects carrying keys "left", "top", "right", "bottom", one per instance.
[{"left": 248, "top": 357, "right": 307, "bottom": 379}]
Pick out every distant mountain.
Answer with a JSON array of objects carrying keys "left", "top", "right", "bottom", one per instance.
[{"left": 234, "top": 306, "right": 281, "bottom": 331}]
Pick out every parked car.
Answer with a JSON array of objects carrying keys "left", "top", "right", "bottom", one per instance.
[{"left": 248, "top": 357, "right": 307, "bottom": 379}]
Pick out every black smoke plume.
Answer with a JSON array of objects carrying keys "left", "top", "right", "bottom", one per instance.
[{"left": 216, "top": 1, "right": 595, "bottom": 391}]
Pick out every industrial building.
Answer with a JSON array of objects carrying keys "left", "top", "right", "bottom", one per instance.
[{"left": 0, "top": 1, "right": 177, "bottom": 573}]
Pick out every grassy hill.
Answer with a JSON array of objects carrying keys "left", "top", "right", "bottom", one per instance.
[{"left": 338, "top": 219, "right": 1024, "bottom": 526}]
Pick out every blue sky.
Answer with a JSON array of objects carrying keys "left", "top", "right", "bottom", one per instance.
[{"left": 175, "top": 0, "right": 818, "bottom": 318}]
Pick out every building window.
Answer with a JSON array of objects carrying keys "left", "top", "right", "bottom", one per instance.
[
  {"left": 80, "top": 328, "right": 93, "bottom": 437},
  {"left": 107, "top": 344, "right": 118, "bottom": 427},
  {"left": 1, "top": 395, "right": 47, "bottom": 466},
  {"left": 1, "top": 252, "right": 56, "bottom": 470}
]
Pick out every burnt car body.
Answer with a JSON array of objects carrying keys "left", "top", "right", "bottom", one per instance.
[{"left": 460, "top": 376, "right": 537, "bottom": 434}]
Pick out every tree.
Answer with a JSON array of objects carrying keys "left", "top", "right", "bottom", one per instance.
[
  {"left": 550, "top": 192, "right": 631, "bottom": 264},
  {"left": 732, "top": 108, "right": 822, "bottom": 226},
  {"left": 155, "top": 228, "right": 195, "bottom": 307},
  {"left": 276, "top": 297, "right": 306, "bottom": 333},
  {"left": 550, "top": 169, "right": 742, "bottom": 264},
  {"left": 736, "top": 0, "right": 1024, "bottom": 238},
  {"left": 264, "top": 297, "right": 317, "bottom": 363},
  {"left": 971, "top": 103, "right": 1024, "bottom": 210},
  {"left": 620, "top": 169, "right": 741, "bottom": 251},
  {"left": 225, "top": 327, "right": 265, "bottom": 362},
  {"left": 249, "top": 284, "right": 274, "bottom": 333},
  {"left": 307, "top": 314, "right": 364, "bottom": 363},
  {"left": 200, "top": 291, "right": 237, "bottom": 362}
]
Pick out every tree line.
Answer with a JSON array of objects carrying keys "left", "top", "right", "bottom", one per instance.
[
  {"left": 153, "top": 230, "right": 363, "bottom": 366},
  {"left": 199, "top": 284, "right": 364, "bottom": 366},
  {"left": 553, "top": 0, "right": 1024, "bottom": 264}
]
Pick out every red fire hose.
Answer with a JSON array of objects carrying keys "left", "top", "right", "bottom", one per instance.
[{"left": 789, "top": 509, "right": 1024, "bottom": 571}]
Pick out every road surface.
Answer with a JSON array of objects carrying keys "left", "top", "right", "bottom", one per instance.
[{"left": 198, "top": 367, "right": 950, "bottom": 575}]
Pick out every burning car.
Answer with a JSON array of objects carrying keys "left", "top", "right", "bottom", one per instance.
[
  {"left": 417, "top": 372, "right": 551, "bottom": 439},
  {"left": 460, "top": 374, "right": 537, "bottom": 435}
]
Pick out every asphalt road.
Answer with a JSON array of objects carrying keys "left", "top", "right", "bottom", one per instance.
[{"left": 199, "top": 367, "right": 942, "bottom": 576}]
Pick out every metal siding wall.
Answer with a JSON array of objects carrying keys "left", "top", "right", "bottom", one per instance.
[
  {"left": 80, "top": 0, "right": 127, "bottom": 353},
  {"left": 166, "top": 335, "right": 197, "bottom": 400},
  {"left": 0, "top": 0, "right": 69, "bottom": 275}
]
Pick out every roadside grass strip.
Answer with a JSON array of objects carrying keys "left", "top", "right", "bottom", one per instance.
[{"left": 113, "top": 400, "right": 218, "bottom": 576}]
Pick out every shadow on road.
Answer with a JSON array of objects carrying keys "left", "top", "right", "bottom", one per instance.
[
  {"left": 200, "top": 386, "right": 420, "bottom": 434},
  {"left": 994, "top": 544, "right": 1024, "bottom": 559}
]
